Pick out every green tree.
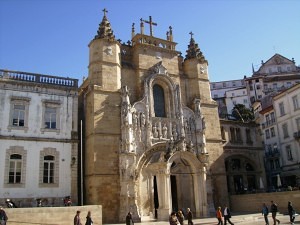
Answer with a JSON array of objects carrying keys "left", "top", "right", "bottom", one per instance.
[{"left": 231, "top": 104, "right": 254, "bottom": 122}]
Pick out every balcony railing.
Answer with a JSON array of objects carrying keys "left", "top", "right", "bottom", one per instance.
[
  {"left": 294, "top": 131, "right": 300, "bottom": 139},
  {"left": 0, "top": 69, "right": 78, "bottom": 88},
  {"left": 265, "top": 150, "right": 280, "bottom": 158},
  {"left": 262, "top": 119, "right": 276, "bottom": 129}
]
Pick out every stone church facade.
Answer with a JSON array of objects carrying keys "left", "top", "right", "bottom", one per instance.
[{"left": 79, "top": 10, "right": 228, "bottom": 223}]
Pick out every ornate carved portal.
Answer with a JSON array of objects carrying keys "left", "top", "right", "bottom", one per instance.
[{"left": 119, "top": 62, "right": 208, "bottom": 221}]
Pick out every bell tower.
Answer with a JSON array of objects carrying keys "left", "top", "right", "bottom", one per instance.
[{"left": 80, "top": 8, "right": 121, "bottom": 223}]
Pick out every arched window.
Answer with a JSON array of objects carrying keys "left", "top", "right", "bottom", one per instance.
[
  {"left": 153, "top": 84, "right": 166, "bottom": 117},
  {"left": 9, "top": 154, "right": 22, "bottom": 183},
  {"left": 43, "top": 155, "right": 55, "bottom": 183}
]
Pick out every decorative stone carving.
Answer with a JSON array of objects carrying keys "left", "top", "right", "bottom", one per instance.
[
  {"left": 162, "top": 123, "right": 168, "bottom": 139},
  {"left": 153, "top": 125, "right": 158, "bottom": 138},
  {"left": 151, "top": 61, "right": 168, "bottom": 75}
]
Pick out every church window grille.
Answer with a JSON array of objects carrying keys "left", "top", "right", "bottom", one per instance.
[
  {"left": 43, "top": 155, "right": 55, "bottom": 183},
  {"left": 153, "top": 84, "right": 166, "bottom": 117},
  {"left": 9, "top": 154, "right": 22, "bottom": 183}
]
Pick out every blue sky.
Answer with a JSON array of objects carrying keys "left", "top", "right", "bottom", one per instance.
[{"left": 0, "top": 0, "right": 299, "bottom": 84}]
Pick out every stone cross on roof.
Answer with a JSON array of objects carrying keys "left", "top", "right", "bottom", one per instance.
[
  {"left": 142, "top": 16, "right": 157, "bottom": 36},
  {"left": 102, "top": 8, "right": 108, "bottom": 17},
  {"left": 189, "top": 31, "right": 194, "bottom": 39}
]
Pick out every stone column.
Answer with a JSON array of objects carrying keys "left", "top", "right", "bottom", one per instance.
[
  {"left": 156, "top": 168, "right": 171, "bottom": 220},
  {"left": 193, "top": 166, "right": 207, "bottom": 217}
]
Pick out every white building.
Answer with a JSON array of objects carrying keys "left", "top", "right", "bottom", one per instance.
[
  {"left": 245, "top": 54, "right": 300, "bottom": 105},
  {"left": 273, "top": 83, "right": 300, "bottom": 188},
  {"left": 0, "top": 69, "right": 79, "bottom": 207},
  {"left": 225, "top": 87, "right": 250, "bottom": 115},
  {"left": 210, "top": 79, "right": 246, "bottom": 118}
]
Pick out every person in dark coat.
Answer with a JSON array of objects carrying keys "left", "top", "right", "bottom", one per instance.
[
  {"left": 223, "top": 206, "right": 234, "bottom": 225},
  {"left": 270, "top": 200, "right": 280, "bottom": 225},
  {"left": 288, "top": 201, "right": 295, "bottom": 224},
  {"left": 177, "top": 210, "right": 184, "bottom": 225},
  {"left": 169, "top": 212, "right": 179, "bottom": 225},
  {"left": 126, "top": 212, "right": 134, "bottom": 225},
  {"left": 74, "top": 210, "right": 82, "bottom": 225},
  {"left": 186, "top": 208, "right": 193, "bottom": 225},
  {"left": 0, "top": 206, "right": 8, "bottom": 225},
  {"left": 262, "top": 203, "right": 269, "bottom": 225},
  {"left": 85, "top": 211, "right": 93, "bottom": 225}
]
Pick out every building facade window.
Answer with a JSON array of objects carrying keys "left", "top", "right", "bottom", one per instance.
[
  {"left": 39, "top": 148, "right": 59, "bottom": 187},
  {"left": 270, "top": 112, "right": 275, "bottom": 123},
  {"left": 265, "top": 129, "right": 270, "bottom": 139},
  {"left": 270, "top": 127, "right": 275, "bottom": 137},
  {"left": 292, "top": 95, "right": 299, "bottom": 111},
  {"left": 279, "top": 102, "right": 285, "bottom": 116},
  {"left": 41, "top": 100, "right": 61, "bottom": 133},
  {"left": 4, "top": 146, "right": 27, "bottom": 188},
  {"left": 153, "top": 84, "right": 166, "bottom": 117},
  {"left": 9, "top": 154, "right": 22, "bottom": 183},
  {"left": 45, "top": 107, "right": 57, "bottom": 129},
  {"left": 8, "top": 97, "right": 30, "bottom": 131},
  {"left": 286, "top": 145, "right": 293, "bottom": 161},
  {"left": 43, "top": 155, "right": 55, "bottom": 183},
  {"left": 296, "top": 117, "right": 300, "bottom": 131},
  {"left": 282, "top": 123, "right": 289, "bottom": 138},
  {"left": 246, "top": 128, "right": 252, "bottom": 143}
]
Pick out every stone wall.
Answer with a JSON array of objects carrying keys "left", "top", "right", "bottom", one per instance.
[
  {"left": 3, "top": 205, "right": 102, "bottom": 225},
  {"left": 230, "top": 191, "right": 300, "bottom": 214}
]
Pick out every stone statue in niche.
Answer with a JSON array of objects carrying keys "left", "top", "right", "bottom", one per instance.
[
  {"left": 153, "top": 125, "right": 158, "bottom": 138},
  {"left": 184, "top": 118, "right": 190, "bottom": 133},
  {"left": 194, "top": 99, "right": 201, "bottom": 118},
  {"left": 172, "top": 124, "right": 178, "bottom": 140},
  {"left": 162, "top": 123, "right": 168, "bottom": 138},
  {"left": 202, "top": 117, "right": 206, "bottom": 130},
  {"left": 132, "top": 112, "right": 138, "bottom": 127},
  {"left": 140, "top": 112, "right": 146, "bottom": 127}
]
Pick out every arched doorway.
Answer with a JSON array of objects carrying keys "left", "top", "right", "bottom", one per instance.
[{"left": 138, "top": 150, "right": 207, "bottom": 220}]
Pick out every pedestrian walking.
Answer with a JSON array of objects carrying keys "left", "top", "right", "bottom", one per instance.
[
  {"left": 270, "top": 200, "right": 280, "bottom": 225},
  {"left": 169, "top": 212, "right": 179, "bottom": 225},
  {"left": 216, "top": 206, "right": 223, "bottom": 225},
  {"left": 262, "top": 203, "right": 269, "bottom": 225},
  {"left": 0, "top": 206, "right": 8, "bottom": 225},
  {"left": 288, "top": 201, "right": 295, "bottom": 224},
  {"left": 186, "top": 208, "right": 193, "bottom": 225},
  {"left": 85, "top": 211, "right": 93, "bottom": 225},
  {"left": 223, "top": 205, "right": 234, "bottom": 225},
  {"left": 126, "top": 212, "right": 134, "bottom": 225},
  {"left": 74, "top": 210, "right": 82, "bottom": 225},
  {"left": 177, "top": 210, "right": 184, "bottom": 225}
]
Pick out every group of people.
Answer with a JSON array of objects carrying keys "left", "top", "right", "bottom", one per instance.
[
  {"left": 74, "top": 210, "right": 93, "bottom": 225},
  {"left": 262, "top": 200, "right": 296, "bottom": 225},
  {"left": 216, "top": 206, "right": 234, "bottom": 225},
  {"left": 169, "top": 208, "right": 194, "bottom": 225}
]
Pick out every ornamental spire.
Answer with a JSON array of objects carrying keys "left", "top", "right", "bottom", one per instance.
[
  {"left": 94, "top": 8, "right": 115, "bottom": 41},
  {"left": 185, "top": 31, "right": 206, "bottom": 62}
]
